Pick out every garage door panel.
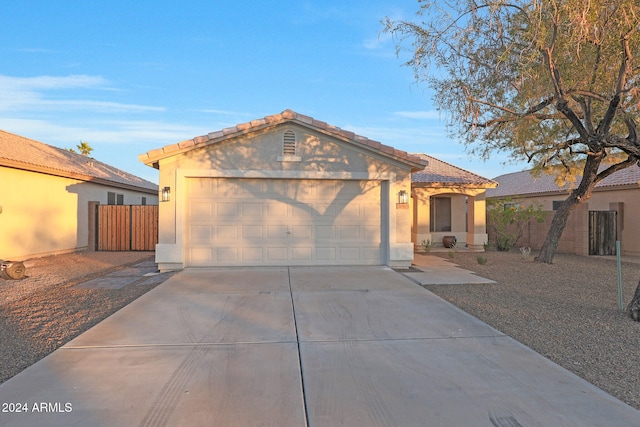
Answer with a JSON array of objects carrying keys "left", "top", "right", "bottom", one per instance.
[
  {"left": 310, "top": 203, "right": 334, "bottom": 217},
  {"left": 241, "top": 248, "right": 263, "bottom": 262},
  {"left": 241, "top": 225, "right": 262, "bottom": 239},
  {"left": 339, "top": 247, "right": 361, "bottom": 260},
  {"left": 216, "top": 203, "right": 238, "bottom": 217},
  {"left": 185, "top": 178, "right": 384, "bottom": 266},
  {"left": 316, "top": 247, "right": 337, "bottom": 261},
  {"left": 338, "top": 226, "right": 360, "bottom": 239},
  {"left": 217, "top": 248, "right": 239, "bottom": 262},
  {"left": 267, "top": 225, "right": 289, "bottom": 239},
  {"left": 190, "top": 202, "right": 213, "bottom": 218},
  {"left": 266, "top": 247, "right": 288, "bottom": 261},
  {"left": 291, "top": 247, "right": 313, "bottom": 260},
  {"left": 362, "top": 226, "right": 381, "bottom": 239},
  {"left": 242, "top": 203, "right": 263, "bottom": 216},
  {"left": 267, "top": 202, "right": 289, "bottom": 217},
  {"left": 291, "top": 225, "right": 313, "bottom": 239},
  {"left": 316, "top": 226, "right": 336, "bottom": 239},
  {"left": 190, "top": 247, "right": 214, "bottom": 264},
  {"left": 337, "top": 204, "right": 361, "bottom": 218},
  {"left": 217, "top": 225, "right": 239, "bottom": 238},
  {"left": 190, "top": 225, "right": 213, "bottom": 243}
]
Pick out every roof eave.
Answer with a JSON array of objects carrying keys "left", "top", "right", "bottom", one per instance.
[
  {"left": 412, "top": 181, "right": 498, "bottom": 189},
  {"left": 1, "top": 159, "right": 158, "bottom": 194},
  {"left": 139, "top": 113, "right": 429, "bottom": 171}
]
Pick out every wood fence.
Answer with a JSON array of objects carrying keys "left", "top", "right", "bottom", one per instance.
[{"left": 96, "top": 205, "right": 158, "bottom": 251}]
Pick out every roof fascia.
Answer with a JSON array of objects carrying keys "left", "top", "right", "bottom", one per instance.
[
  {"left": 140, "top": 117, "right": 427, "bottom": 172},
  {"left": 0, "top": 160, "right": 157, "bottom": 194}
]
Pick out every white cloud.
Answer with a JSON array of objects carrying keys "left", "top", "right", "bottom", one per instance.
[
  {"left": 0, "top": 118, "right": 201, "bottom": 147},
  {"left": 0, "top": 74, "right": 164, "bottom": 113},
  {"left": 393, "top": 110, "right": 442, "bottom": 120},
  {"left": 0, "top": 74, "right": 109, "bottom": 90}
]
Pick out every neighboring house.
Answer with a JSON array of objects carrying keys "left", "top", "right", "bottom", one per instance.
[
  {"left": 0, "top": 130, "right": 159, "bottom": 260},
  {"left": 411, "top": 154, "right": 497, "bottom": 251},
  {"left": 488, "top": 167, "right": 640, "bottom": 256},
  {"left": 139, "top": 110, "right": 494, "bottom": 271}
]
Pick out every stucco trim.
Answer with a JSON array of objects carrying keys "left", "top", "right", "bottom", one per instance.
[{"left": 178, "top": 169, "right": 396, "bottom": 181}]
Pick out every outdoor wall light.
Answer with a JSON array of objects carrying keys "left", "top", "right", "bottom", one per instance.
[
  {"left": 398, "top": 190, "right": 408, "bottom": 204},
  {"left": 161, "top": 186, "right": 171, "bottom": 202}
]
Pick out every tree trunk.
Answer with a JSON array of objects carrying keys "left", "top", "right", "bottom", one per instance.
[
  {"left": 535, "top": 197, "right": 576, "bottom": 263},
  {"left": 535, "top": 155, "right": 603, "bottom": 264},
  {"left": 628, "top": 280, "right": 640, "bottom": 321}
]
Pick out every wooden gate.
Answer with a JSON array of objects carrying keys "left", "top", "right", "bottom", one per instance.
[
  {"left": 589, "top": 211, "right": 617, "bottom": 255},
  {"left": 96, "top": 205, "right": 158, "bottom": 251}
]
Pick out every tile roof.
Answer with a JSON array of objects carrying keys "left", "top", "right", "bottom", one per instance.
[
  {"left": 488, "top": 165, "right": 640, "bottom": 198},
  {"left": 0, "top": 130, "right": 158, "bottom": 193},
  {"left": 139, "top": 109, "right": 428, "bottom": 171},
  {"left": 410, "top": 153, "right": 497, "bottom": 187}
]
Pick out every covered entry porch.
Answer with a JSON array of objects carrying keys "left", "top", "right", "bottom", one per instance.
[{"left": 409, "top": 154, "right": 497, "bottom": 252}]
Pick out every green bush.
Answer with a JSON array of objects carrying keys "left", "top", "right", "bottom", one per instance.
[{"left": 487, "top": 197, "right": 546, "bottom": 252}]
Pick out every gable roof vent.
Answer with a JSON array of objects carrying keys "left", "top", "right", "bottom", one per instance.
[{"left": 283, "top": 130, "right": 296, "bottom": 155}]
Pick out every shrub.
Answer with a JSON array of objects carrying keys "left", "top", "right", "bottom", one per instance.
[{"left": 487, "top": 198, "right": 546, "bottom": 252}]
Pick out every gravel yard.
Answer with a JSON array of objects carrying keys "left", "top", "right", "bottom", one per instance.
[
  {"left": 0, "top": 251, "right": 165, "bottom": 385},
  {"left": 423, "top": 250, "right": 640, "bottom": 410}
]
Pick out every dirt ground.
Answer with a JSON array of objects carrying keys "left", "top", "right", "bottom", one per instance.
[
  {"left": 0, "top": 251, "right": 162, "bottom": 385},
  {"left": 423, "top": 250, "right": 640, "bottom": 410}
]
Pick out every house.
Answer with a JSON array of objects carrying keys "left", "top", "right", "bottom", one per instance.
[
  {"left": 139, "top": 110, "right": 494, "bottom": 271},
  {"left": 411, "top": 154, "right": 497, "bottom": 251},
  {"left": 0, "top": 130, "right": 159, "bottom": 260},
  {"left": 488, "top": 167, "right": 640, "bottom": 256}
]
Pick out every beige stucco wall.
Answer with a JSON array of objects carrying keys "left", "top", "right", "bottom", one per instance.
[
  {"left": 412, "top": 187, "right": 488, "bottom": 251},
  {"left": 155, "top": 123, "right": 415, "bottom": 269},
  {"left": 490, "top": 186, "right": 640, "bottom": 256},
  {"left": 0, "top": 166, "right": 158, "bottom": 260}
]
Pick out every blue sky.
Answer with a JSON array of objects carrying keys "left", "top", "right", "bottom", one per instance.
[{"left": 1, "top": 1, "right": 529, "bottom": 184}]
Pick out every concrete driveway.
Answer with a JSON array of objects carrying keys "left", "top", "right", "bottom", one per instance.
[{"left": 0, "top": 266, "right": 639, "bottom": 426}]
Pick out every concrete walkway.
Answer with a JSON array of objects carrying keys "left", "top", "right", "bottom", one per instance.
[
  {"left": 0, "top": 266, "right": 639, "bottom": 426},
  {"left": 406, "top": 254, "right": 496, "bottom": 285}
]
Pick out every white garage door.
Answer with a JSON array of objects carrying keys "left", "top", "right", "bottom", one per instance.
[{"left": 185, "top": 178, "right": 384, "bottom": 266}]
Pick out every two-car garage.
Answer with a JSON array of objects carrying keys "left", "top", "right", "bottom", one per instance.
[
  {"left": 184, "top": 178, "right": 384, "bottom": 266},
  {"left": 141, "top": 110, "right": 423, "bottom": 271}
]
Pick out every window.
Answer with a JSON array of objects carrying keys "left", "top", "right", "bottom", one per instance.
[
  {"left": 283, "top": 130, "right": 296, "bottom": 155},
  {"left": 107, "top": 192, "right": 124, "bottom": 205},
  {"left": 430, "top": 197, "right": 452, "bottom": 232},
  {"left": 141, "top": 197, "right": 147, "bottom": 206},
  {"left": 552, "top": 201, "right": 563, "bottom": 210}
]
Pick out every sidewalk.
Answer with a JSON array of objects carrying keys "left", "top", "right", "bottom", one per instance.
[{"left": 404, "top": 254, "right": 496, "bottom": 285}]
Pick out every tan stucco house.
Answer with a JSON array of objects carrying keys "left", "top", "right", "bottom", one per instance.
[
  {"left": 488, "top": 167, "right": 640, "bottom": 257},
  {"left": 139, "top": 110, "right": 494, "bottom": 271},
  {"left": 411, "top": 154, "right": 497, "bottom": 251},
  {"left": 0, "top": 130, "right": 159, "bottom": 260}
]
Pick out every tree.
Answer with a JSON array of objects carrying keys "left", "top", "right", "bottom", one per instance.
[
  {"left": 384, "top": 0, "right": 640, "bottom": 319},
  {"left": 68, "top": 141, "right": 93, "bottom": 156},
  {"left": 384, "top": 0, "right": 640, "bottom": 264},
  {"left": 77, "top": 141, "right": 93, "bottom": 156},
  {"left": 487, "top": 198, "right": 546, "bottom": 251}
]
